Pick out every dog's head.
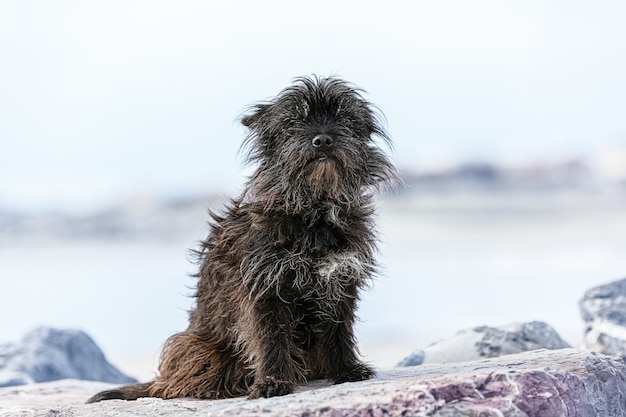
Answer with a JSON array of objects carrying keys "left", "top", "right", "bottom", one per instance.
[{"left": 241, "top": 76, "right": 397, "bottom": 208}]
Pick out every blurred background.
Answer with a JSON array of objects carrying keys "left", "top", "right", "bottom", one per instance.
[{"left": 1, "top": 0, "right": 625, "bottom": 381}]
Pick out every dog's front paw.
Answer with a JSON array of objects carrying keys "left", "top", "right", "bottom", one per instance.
[
  {"left": 248, "top": 376, "right": 293, "bottom": 399},
  {"left": 332, "top": 362, "right": 375, "bottom": 385}
]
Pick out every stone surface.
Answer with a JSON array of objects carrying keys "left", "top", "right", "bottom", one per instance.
[
  {"left": 0, "top": 349, "right": 625, "bottom": 416},
  {"left": 580, "top": 277, "right": 626, "bottom": 359},
  {"left": 397, "top": 321, "right": 570, "bottom": 367},
  {"left": 0, "top": 327, "right": 136, "bottom": 388}
]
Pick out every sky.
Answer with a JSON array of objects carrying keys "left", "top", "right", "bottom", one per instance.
[{"left": 1, "top": 0, "right": 626, "bottom": 212}]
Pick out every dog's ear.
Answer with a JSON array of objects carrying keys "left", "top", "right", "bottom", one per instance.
[
  {"left": 241, "top": 104, "right": 272, "bottom": 128},
  {"left": 240, "top": 103, "right": 275, "bottom": 163}
]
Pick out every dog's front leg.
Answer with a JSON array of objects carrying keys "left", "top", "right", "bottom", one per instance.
[
  {"left": 246, "top": 296, "right": 305, "bottom": 399},
  {"left": 320, "top": 297, "right": 375, "bottom": 384}
]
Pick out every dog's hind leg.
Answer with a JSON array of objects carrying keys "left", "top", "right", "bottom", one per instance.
[{"left": 150, "top": 331, "right": 251, "bottom": 399}]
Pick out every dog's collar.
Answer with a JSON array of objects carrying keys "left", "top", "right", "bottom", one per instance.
[
  {"left": 240, "top": 181, "right": 281, "bottom": 207},
  {"left": 240, "top": 181, "right": 333, "bottom": 207}
]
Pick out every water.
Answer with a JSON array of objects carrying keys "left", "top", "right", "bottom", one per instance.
[
  {"left": 360, "top": 189, "right": 626, "bottom": 366},
  {"left": 1, "top": 189, "right": 625, "bottom": 380}
]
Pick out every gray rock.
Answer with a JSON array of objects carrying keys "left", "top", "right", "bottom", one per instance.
[
  {"left": 0, "top": 327, "right": 136, "bottom": 387},
  {"left": 397, "top": 321, "right": 570, "bottom": 367},
  {"left": 396, "top": 350, "right": 424, "bottom": 367},
  {"left": 580, "top": 277, "right": 626, "bottom": 359},
  {"left": 0, "top": 349, "right": 625, "bottom": 416},
  {"left": 0, "top": 370, "right": 34, "bottom": 387}
]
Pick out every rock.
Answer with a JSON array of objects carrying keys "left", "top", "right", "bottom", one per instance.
[
  {"left": 0, "top": 349, "right": 624, "bottom": 416},
  {"left": 0, "top": 370, "right": 34, "bottom": 387},
  {"left": 0, "top": 327, "right": 136, "bottom": 387},
  {"left": 580, "top": 277, "right": 626, "bottom": 359},
  {"left": 397, "top": 321, "right": 570, "bottom": 367}
]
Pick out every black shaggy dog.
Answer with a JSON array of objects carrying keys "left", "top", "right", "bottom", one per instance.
[{"left": 88, "top": 76, "right": 398, "bottom": 402}]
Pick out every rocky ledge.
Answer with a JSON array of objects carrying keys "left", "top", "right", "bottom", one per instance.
[{"left": 1, "top": 348, "right": 625, "bottom": 417}]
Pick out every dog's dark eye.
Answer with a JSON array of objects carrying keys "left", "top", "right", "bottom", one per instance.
[
  {"left": 338, "top": 118, "right": 367, "bottom": 138},
  {"left": 338, "top": 116, "right": 350, "bottom": 126}
]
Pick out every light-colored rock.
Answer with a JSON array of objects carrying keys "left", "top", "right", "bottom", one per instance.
[
  {"left": 581, "top": 277, "right": 626, "bottom": 359},
  {"left": 0, "top": 327, "right": 136, "bottom": 388},
  {"left": 1, "top": 349, "right": 624, "bottom": 416},
  {"left": 397, "top": 321, "right": 570, "bottom": 366}
]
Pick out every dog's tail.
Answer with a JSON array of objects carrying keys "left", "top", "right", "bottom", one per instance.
[{"left": 86, "top": 382, "right": 155, "bottom": 403}]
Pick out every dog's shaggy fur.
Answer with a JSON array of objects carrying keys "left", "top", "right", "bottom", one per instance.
[{"left": 87, "top": 76, "right": 398, "bottom": 402}]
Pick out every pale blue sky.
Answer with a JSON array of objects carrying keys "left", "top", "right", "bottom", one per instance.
[{"left": 2, "top": 1, "right": 626, "bottom": 212}]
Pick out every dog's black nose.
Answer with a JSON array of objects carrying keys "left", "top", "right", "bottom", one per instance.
[{"left": 312, "top": 134, "right": 334, "bottom": 150}]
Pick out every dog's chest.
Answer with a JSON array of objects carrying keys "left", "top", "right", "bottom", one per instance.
[
  {"left": 291, "top": 218, "right": 369, "bottom": 299},
  {"left": 310, "top": 222, "right": 348, "bottom": 254},
  {"left": 246, "top": 207, "right": 373, "bottom": 301},
  {"left": 272, "top": 209, "right": 350, "bottom": 253},
  {"left": 316, "top": 250, "right": 365, "bottom": 283}
]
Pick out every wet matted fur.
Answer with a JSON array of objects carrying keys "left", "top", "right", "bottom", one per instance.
[{"left": 87, "top": 76, "right": 398, "bottom": 402}]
